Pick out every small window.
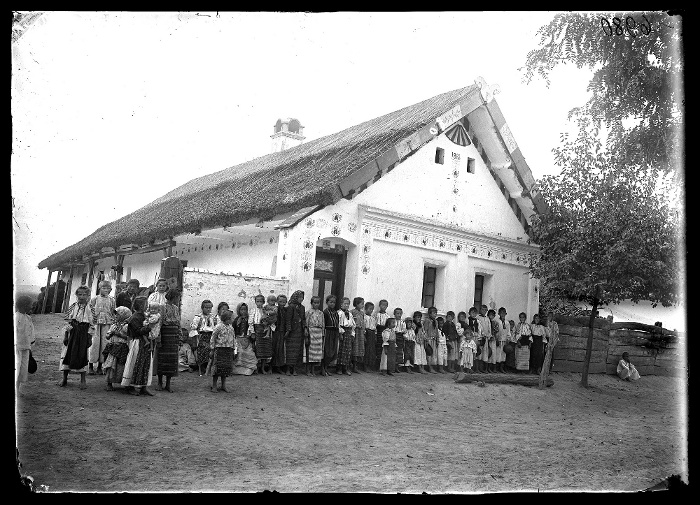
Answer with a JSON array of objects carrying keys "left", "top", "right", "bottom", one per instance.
[
  {"left": 435, "top": 147, "right": 445, "bottom": 164},
  {"left": 474, "top": 274, "right": 484, "bottom": 309},
  {"left": 467, "top": 158, "right": 476, "bottom": 174},
  {"left": 422, "top": 266, "right": 437, "bottom": 308}
]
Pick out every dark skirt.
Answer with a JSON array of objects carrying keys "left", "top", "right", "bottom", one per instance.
[
  {"left": 211, "top": 347, "right": 235, "bottom": 377},
  {"left": 254, "top": 324, "right": 273, "bottom": 360},
  {"left": 196, "top": 332, "right": 212, "bottom": 366},
  {"left": 503, "top": 342, "right": 516, "bottom": 369},
  {"left": 285, "top": 329, "right": 304, "bottom": 366},
  {"left": 272, "top": 328, "right": 286, "bottom": 367},
  {"left": 157, "top": 324, "right": 180, "bottom": 377},
  {"left": 104, "top": 341, "right": 129, "bottom": 365},
  {"left": 131, "top": 341, "right": 152, "bottom": 386},
  {"left": 323, "top": 328, "right": 339, "bottom": 363},
  {"left": 337, "top": 333, "right": 353, "bottom": 366},
  {"left": 385, "top": 341, "right": 396, "bottom": 371},
  {"left": 395, "top": 332, "right": 405, "bottom": 367},
  {"left": 364, "top": 329, "right": 377, "bottom": 368},
  {"left": 63, "top": 322, "right": 90, "bottom": 371},
  {"left": 404, "top": 340, "right": 415, "bottom": 365},
  {"left": 530, "top": 335, "right": 545, "bottom": 371}
]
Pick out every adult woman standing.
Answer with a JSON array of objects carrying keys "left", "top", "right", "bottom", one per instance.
[
  {"left": 529, "top": 313, "right": 546, "bottom": 375},
  {"left": 146, "top": 278, "right": 168, "bottom": 378},
  {"left": 156, "top": 289, "right": 181, "bottom": 392},
  {"left": 284, "top": 290, "right": 306, "bottom": 376},
  {"left": 271, "top": 294, "right": 288, "bottom": 373}
]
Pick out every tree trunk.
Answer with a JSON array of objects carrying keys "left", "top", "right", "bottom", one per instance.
[
  {"left": 580, "top": 286, "right": 601, "bottom": 388},
  {"left": 539, "top": 327, "right": 559, "bottom": 389}
]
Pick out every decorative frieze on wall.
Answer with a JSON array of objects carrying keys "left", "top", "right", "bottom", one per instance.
[
  {"left": 364, "top": 220, "right": 532, "bottom": 268},
  {"left": 299, "top": 208, "right": 359, "bottom": 272}
]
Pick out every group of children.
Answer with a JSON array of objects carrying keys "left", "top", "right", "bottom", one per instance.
[{"left": 14, "top": 281, "right": 564, "bottom": 397}]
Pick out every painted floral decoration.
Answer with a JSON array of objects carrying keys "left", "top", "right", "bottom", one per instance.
[
  {"left": 331, "top": 226, "right": 341, "bottom": 236},
  {"left": 348, "top": 222, "right": 357, "bottom": 232}
]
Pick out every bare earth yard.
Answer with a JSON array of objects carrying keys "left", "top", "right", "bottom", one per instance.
[{"left": 16, "top": 314, "right": 687, "bottom": 492}]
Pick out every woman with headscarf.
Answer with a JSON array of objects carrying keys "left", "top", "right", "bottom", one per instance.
[
  {"left": 232, "top": 303, "right": 257, "bottom": 375},
  {"left": 284, "top": 290, "right": 306, "bottom": 376}
]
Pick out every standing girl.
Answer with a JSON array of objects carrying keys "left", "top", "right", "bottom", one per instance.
[
  {"left": 120, "top": 296, "right": 155, "bottom": 396},
  {"left": 403, "top": 317, "right": 416, "bottom": 374},
  {"left": 529, "top": 313, "right": 546, "bottom": 375},
  {"left": 259, "top": 295, "right": 278, "bottom": 375},
  {"left": 250, "top": 295, "right": 274, "bottom": 375},
  {"left": 459, "top": 328, "right": 477, "bottom": 373},
  {"left": 103, "top": 306, "right": 132, "bottom": 391},
  {"left": 363, "top": 302, "right": 377, "bottom": 372},
  {"left": 336, "top": 297, "right": 356, "bottom": 376},
  {"left": 423, "top": 307, "right": 439, "bottom": 374},
  {"left": 190, "top": 300, "right": 216, "bottom": 376},
  {"left": 374, "top": 300, "right": 389, "bottom": 372},
  {"left": 284, "top": 290, "right": 306, "bottom": 376},
  {"left": 513, "top": 312, "right": 532, "bottom": 373},
  {"left": 156, "top": 289, "right": 181, "bottom": 392},
  {"left": 271, "top": 294, "right": 287, "bottom": 373},
  {"left": 393, "top": 308, "right": 405, "bottom": 373},
  {"left": 89, "top": 280, "right": 116, "bottom": 375},
  {"left": 434, "top": 315, "right": 448, "bottom": 374},
  {"left": 350, "top": 297, "right": 366, "bottom": 373},
  {"left": 59, "top": 286, "right": 95, "bottom": 389},
  {"left": 442, "top": 311, "right": 460, "bottom": 373},
  {"left": 495, "top": 307, "right": 511, "bottom": 373},
  {"left": 15, "top": 295, "right": 35, "bottom": 396},
  {"left": 412, "top": 311, "right": 427, "bottom": 373},
  {"left": 321, "top": 295, "right": 339, "bottom": 377},
  {"left": 305, "top": 295, "right": 324, "bottom": 376},
  {"left": 467, "top": 307, "right": 482, "bottom": 373},
  {"left": 379, "top": 317, "right": 396, "bottom": 376},
  {"left": 232, "top": 303, "right": 257, "bottom": 376},
  {"left": 210, "top": 310, "right": 237, "bottom": 392}
]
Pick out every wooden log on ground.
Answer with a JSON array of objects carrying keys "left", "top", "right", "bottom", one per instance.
[
  {"left": 552, "top": 360, "right": 607, "bottom": 374},
  {"left": 558, "top": 325, "right": 609, "bottom": 340},
  {"left": 454, "top": 372, "right": 554, "bottom": 387},
  {"left": 554, "top": 315, "right": 609, "bottom": 329}
]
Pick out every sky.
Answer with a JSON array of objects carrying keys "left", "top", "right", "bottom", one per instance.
[{"left": 14, "top": 11, "right": 594, "bottom": 289}]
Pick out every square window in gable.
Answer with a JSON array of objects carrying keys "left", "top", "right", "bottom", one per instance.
[
  {"left": 435, "top": 147, "right": 445, "bottom": 165},
  {"left": 467, "top": 157, "right": 476, "bottom": 174}
]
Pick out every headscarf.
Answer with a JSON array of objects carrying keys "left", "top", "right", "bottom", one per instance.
[
  {"left": 115, "top": 306, "right": 132, "bottom": 323},
  {"left": 288, "top": 290, "right": 304, "bottom": 305}
]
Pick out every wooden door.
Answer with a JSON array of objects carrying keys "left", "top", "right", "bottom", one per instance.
[
  {"left": 313, "top": 250, "right": 346, "bottom": 302},
  {"left": 160, "top": 256, "right": 184, "bottom": 292}
]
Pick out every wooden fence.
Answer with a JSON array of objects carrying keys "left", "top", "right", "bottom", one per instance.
[{"left": 551, "top": 316, "right": 686, "bottom": 377}]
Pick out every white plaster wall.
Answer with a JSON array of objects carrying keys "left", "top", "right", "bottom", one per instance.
[
  {"left": 465, "top": 256, "right": 533, "bottom": 320},
  {"left": 180, "top": 269, "right": 289, "bottom": 329},
  {"left": 350, "top": 135, "right": 529, "bottom": 241}
]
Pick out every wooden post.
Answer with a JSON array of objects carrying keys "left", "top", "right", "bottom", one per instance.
[
  {"left": 116, "top": 255, "right": 125, "bottom": 284},
  {"left": 41, "top": 269, "right": 52, "bottom": 314},
  {"left": 87, "top": 260, "right": 95, "bottom": 292},
  {"left": 62, "top": 265, "right": 75, "bottom": 312},
  {"left": 50, "top": 269, "right": 61, "bottom": 313}
]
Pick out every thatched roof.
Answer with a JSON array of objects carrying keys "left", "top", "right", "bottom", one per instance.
[{"left": 38, "top": 84, "right": 504, "bottom": 269}]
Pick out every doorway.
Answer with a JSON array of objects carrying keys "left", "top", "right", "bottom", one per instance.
[{"left": 312, "top": 248, "right": 347, "bottom": 303}]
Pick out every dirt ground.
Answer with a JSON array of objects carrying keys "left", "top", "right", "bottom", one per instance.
[{"left": 16, "top": 314, "right": 687, "bottom": 493}]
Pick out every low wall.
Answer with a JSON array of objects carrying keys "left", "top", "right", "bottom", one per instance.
[
  {"left": 552, "top": 316, "right": 685, "bottom": 377},
  {"left": 180, "top": 268, "right": 289, "bottom": 329}
]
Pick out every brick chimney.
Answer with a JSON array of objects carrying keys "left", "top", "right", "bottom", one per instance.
[{"left": 271, "top": 118, "right": 305, "bottom": 153}]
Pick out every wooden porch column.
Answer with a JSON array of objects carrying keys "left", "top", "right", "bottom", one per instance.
[
  {"left": 87, "top": 260, "right": 95, "bottom": 291},
  {"left": 40, "top": 269, "right": 52, "bottom": 314},
  {"left": 115, "top": 255, "right": 125, "bottom": 284},
  {"left": 50, "top": 269, "right": 61, "bottom": 314},
  {"left": 62, "top": 265, "right": 75, "bottom": 312}
]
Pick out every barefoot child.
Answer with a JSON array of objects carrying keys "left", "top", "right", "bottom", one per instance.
[
  {"left": 434, "top": 316, "right": 448, "bottom": 373},
  {"left": 59, "top": 286, "right": 95, "bottom": 389},
  {"left": 442, "top": 311, "right": 460, "bottom": 373},
  {"left": 477, "top": 305, "right": 492, "bottom": 373},
  {"left": 617, "top": 352, "right": 641, "bottom": 381},
  {"left": 393, "top": 308, "right": 405, "bottom": 373},
  {"left": 467, "top": 307, "right": 482, "bottom": 373},
  {"left": 513, "top": 312, "right": 532, "bottom": 373},
  {"left": 250, "top": 295, "right": 273, "bottom": 375},
  {"left": 423, "top": 307, "right": 439, "bottom": 373},
  {"left": 272, "top": 294, "right": 287, "bottom": 374},
  {"left": 403, "top": 317, "right": 416, "bottom": 374},
  {"left": 321, "top": 295, "right": 339, "bottom": 377},
  {"left": 374, "top": 300, "right": 389, "bottom": 371},
  {"left": 15, "top": 295, "right": 35, "bottom": 396},
  {"left": 379, "top": 317, "right": 396, "bottom": 376},
  {"left": 156, "top": 289, "right": 181, "bottom": 392},
  {"left": 459, "top": 328, "right": 477, "bottom": 373},
  {"left": 89, "top": 280, "right": 116, "bottom": 375},
  {"left": 210, "top": 310, "right": 237, "bottom": 392},
  {"left": 305, "top": 295, "right": 324, "bottom": 376},
  {"left": 120, "top": 296, "right": 155, "bottom": 396},
  {"left": 259, "top": 295, "right": 278, "bottom": 375},
  {"left": 412, "top": 311, "right": 427, "bottom": 373},
  {"left": 336, "top": 297, "right": 355, "bottom": 376},
  {"left": 487, "top": 309, "right": 499, "bottom": 373},
  {"left": 103, "top": 306, "right": 132, "bottom": 390},
  {"left": 363, "top": 302, "right": 377, "bottom": 372},
  {"left": 190, "top": 300, "right": 216, "bottom": 376},
  {"left": 495, "top": 307, "right": 511, "bottom": 373},
  {"left": 351, "top": 297, "right": 366, "bottom": 373}
]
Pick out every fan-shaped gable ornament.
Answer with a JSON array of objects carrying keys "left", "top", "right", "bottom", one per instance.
[{"left": 445, "top": 123, "right": 471, "bottom": 147}]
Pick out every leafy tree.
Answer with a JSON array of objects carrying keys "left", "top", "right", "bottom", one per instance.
[
  {"left": 522, "top": 11, "right": 684, "bottom": 179},
  {"left": 529, "top": 127, "right": 680, "bottom": 387}
]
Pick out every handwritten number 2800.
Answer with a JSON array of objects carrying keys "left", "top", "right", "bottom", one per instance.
[{"left": 601, "top": 15, "right": 651, "bottom": 37}]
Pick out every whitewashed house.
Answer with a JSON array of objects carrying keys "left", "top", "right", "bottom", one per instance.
[{"left": 39, "top": 78, "right": 546, "bottom": 326}]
